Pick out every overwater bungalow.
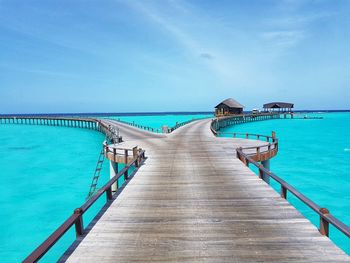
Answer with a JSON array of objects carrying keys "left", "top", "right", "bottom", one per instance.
[
  {"left": 215, "top": 98, "right": 244, "bottom": 117},
  {"left": 263, "top": 102, "right": 294, "bottom": 113}
]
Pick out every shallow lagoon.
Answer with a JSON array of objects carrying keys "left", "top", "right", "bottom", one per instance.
[
  {"left": 0, "top": 113, "right": 212, "bottom": 262},
  {"left": 220, "top": 112, "right": 350, "bottom": 254},
  {"left": 1, "top": 111, "right": 349, "bottom": 261}
]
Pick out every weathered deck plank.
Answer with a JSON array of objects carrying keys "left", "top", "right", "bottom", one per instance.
[{"left": 63, "top": 119, "right": 349, "bottom": 262}]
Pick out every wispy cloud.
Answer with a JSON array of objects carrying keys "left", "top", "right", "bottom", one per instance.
[
  {"left": 0, "top": 62, "right": 82, "bottom": 78},
  {"left": 120, "top": 1, "right": 245, "bottom": 85},
  {"left": 264, "top": 12, "right": 335, "bottom": 28},
  {"left": 200, "top": 53, "right": 214, "bottom": 60},
  {"left": 123, "top": 1, "right": 200, "bottom": 54},
  {"left": 261, "top": 30, "right": 305, "bottom": 47},
  {"left": 260, "top": 8, "right": 335, "bottom": 50}
]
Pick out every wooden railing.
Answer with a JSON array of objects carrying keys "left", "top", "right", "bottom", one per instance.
[
  {"left": 236, "top": 136, "right": 350, "bottom": 240},
  {"left": 23, "top": 150, "right": 146, "bottom": 263},
  {"left": 168, "top": 116, "right": 211, "bottom": 132},
  {"left": 113, "top": 119, "right": 161, "bottom": 133},
  {"left": 114, "top": 116, "right": 212, "bottom": 134},
  {"left": 103, "top": 144, "right": 142, "bottom": 164},
  {"left": 210, "top": 112, "right": 280, "bottom": 133},
  {"left": 217, "top": 131, "right": 279, "bottom": 162},
  {"left": 0, "top": 116, "right": 98, "bottom": 128},
  {"left": 0, "top": 116, "right": 122, "bottom": 143}
]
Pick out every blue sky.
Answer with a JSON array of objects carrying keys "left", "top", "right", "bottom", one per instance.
[{"left": 0, "top": 0, "right": 349, "bottom": 113}]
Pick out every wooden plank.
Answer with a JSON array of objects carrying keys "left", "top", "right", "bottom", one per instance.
[{"left": 62, "top": 119, "right": 349, "bottom": 263}]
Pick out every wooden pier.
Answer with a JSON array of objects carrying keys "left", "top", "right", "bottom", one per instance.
[
  {"left": 54, "top": 119, "right": 348, "bottom": 262},
  {"left": 11, "top": 115, "right": 348, "bottom": 262},
  {"left": 211, "top": 112, "right": 281, "bottom": 132},
  {"left": 0, "top": 116, "right": 122, "bottom": 142}
]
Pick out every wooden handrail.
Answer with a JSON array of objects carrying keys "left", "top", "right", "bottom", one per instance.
[
  {"left": 168, "top": 116, "right": 211, "bottom": 132},
  {"left": 210, "top": 112, "right": 281, "bottom": 136},
  {"left": 236, "top": 139, "right": 350, "bottom": 239},
  {"left": 114, "top": 119, "right": 158, "bottom": 133},
  {"left": 216, "top": 131, "right": 278, "bottom": 162},
  {"left": 23, "top": 150, "right": 146, "bottom": 263},
  {"left": 0, "top": 116, "right": 121, "bottom": 141}
]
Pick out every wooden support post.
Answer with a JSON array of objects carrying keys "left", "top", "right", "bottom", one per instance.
[
  {"left": 124, "top": 150, "right": 129, "bottom": 180},
  {"left": 133, "top": 147, "right": 138, "bottom": 167},
  {"left": 258, "top": 165, "right": 264, "bottom": 179},
  {"left": 245, "top": 158, "right": 249, "bottom": 167},
  {"left": 113, "top": 148, "right": 117, "bottom": 163},
  {"left": 74, "top": 208, "right": 84, "bottom": 237},
  {"left": 319, "top": 208, "right": 330, "bottom": 237},
  {"left": 261, "top": 160, "right": 270, "bottom": 184},
  {"left": 106, "top": 186, "right": 113, "bottom": 201},
  {"left": 281, "top": 186, "right": 287, "bottom": 199},
  {"left": 272, "top": 131, "right": 276, "bottom": 142}
]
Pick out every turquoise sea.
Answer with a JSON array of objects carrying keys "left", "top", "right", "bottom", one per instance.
[
  {"left": 220, "top": 112, "right": 350, "bottom": 254},
  {"left": 0, "top": 112, "right": 349, "bottom": 261},
  {"left": 0, "top": 113, "right": 212, "bottom": 262}
]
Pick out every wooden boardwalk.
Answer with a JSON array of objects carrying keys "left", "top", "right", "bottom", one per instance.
[{"left": 63, "top": 119, "right": 349, "bottom": 262}]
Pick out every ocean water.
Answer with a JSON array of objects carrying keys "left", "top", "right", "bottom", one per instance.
[
  {"left": 1, "top": 112, "right": 349, "bottom": 261},
  {"left": 0, "top": 113, "right": 213, "bottom": 262},
  {"left": 0, "top": 124, "right": 110, "bottom": 262},
  {"left": 220, "top": 112, "right": 350, "bottom": 254}
]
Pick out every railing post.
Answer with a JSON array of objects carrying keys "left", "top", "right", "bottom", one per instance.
[
  {"left": 319, "top": 208, "right": 330, "bottom": 237},
  {"left": 236, "top": 148, "right": 242, "bottom": 160},
  {"left": 272, "top": 131, "right": 276, "bottom": 142},
  {"left": 257, "top": 147, "right": 261, "bottom": 160},
  {"left": 133, "top": 147, "right": 138, "bottom": 167},
  {"left": 74, "top": 208, "right": 84, "bottom": 237},
  {"left": 124, "top": 149, "right": 129, "bottom": 180},
  {"left": 106, "top": 186, "right": 113, "bottom": 201},
  {"left": 113, "top": 148, "right": 117, "bottom": 163},
  {"left": 281, "top": 185, "right": 287, "bottom": 199},
  {"left": 258, "top": 164, "right": 264, "bottom": 179}
]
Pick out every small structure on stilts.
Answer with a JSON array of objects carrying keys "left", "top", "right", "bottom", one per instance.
[{"left": 263, "top": 102, "right": 294, "bottom": 118}]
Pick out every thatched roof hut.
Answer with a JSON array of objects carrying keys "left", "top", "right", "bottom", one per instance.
[{"left": 215, "top": 98, "right": 244, "bottom": 116}]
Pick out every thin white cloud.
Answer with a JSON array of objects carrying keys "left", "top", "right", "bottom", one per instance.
[
  {"left": 261, "top": 30, "right": 305, "bottom": 47},
  {"left": 260, "top": 8, "right": 335, "bottom": 50},
  {"left": 123, "top": 1, "right": 199, "bottom": 53},
  {"left": 264, "top": 12, "right": 335, "bottom": 28},
  {"left": 121, "top": 1, "right": 244, "bottom": 85}
]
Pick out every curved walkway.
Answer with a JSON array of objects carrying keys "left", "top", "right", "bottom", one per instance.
[{"left": 64, "top": 119, "right": 349, "bottom": 262}]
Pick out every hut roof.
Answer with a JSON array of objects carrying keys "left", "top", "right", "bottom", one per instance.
[
  {"left": 215, "top": 98, "right": 244, "bottom": 109},
  {"left": 263, "top": 102, "right": 294, "bottom": 109}
]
